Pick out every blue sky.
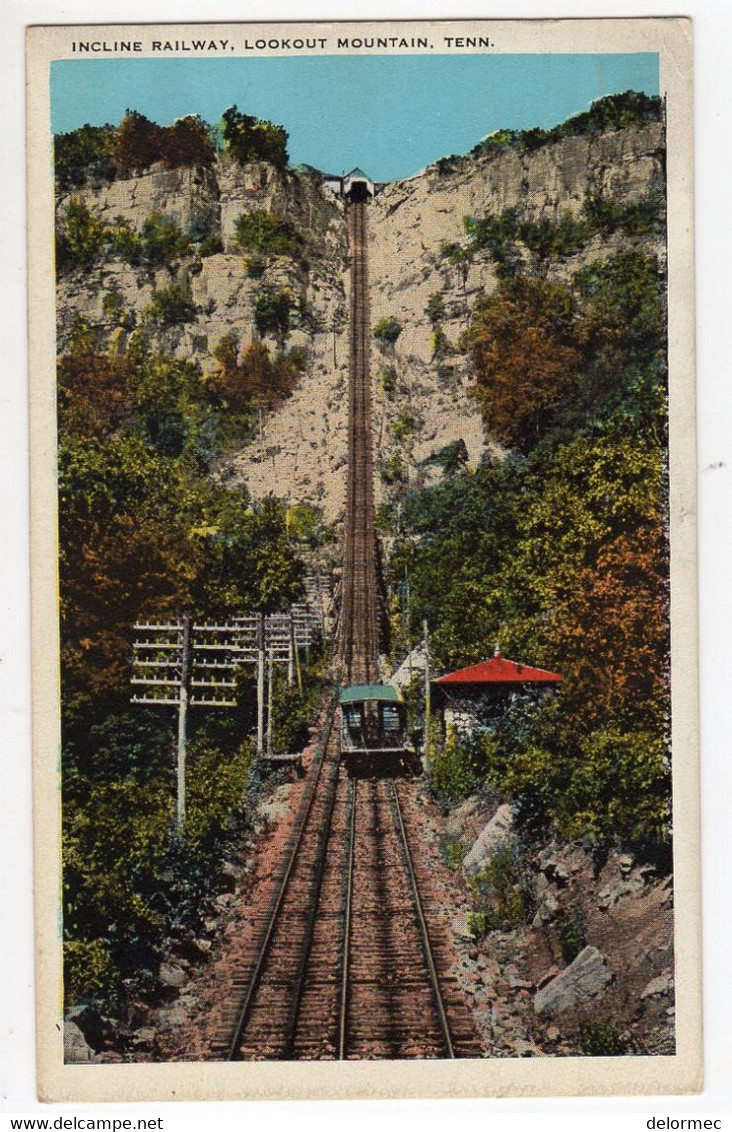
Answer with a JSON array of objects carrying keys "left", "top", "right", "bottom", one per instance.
[{"left": 51, "top": 53, "right": 659, "bottom": 182}]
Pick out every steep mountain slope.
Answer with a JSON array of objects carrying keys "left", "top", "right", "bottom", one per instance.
[{"left": 55, "top": 120, "right": 664, "bottom": 521}]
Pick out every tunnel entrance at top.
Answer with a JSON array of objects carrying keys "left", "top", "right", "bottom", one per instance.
[{"left": 344, "top": 167, "right": 374, "bottom": 203}]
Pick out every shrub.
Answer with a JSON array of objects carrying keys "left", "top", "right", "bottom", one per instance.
[
  {"left": 144, "top": 284, "right": 196, "bottom": 326},
  {"left": 233, "top": 211, "right": 301, "bottom": 258},
  {"left": 466, "top": 909, "right": 499, "bottom": 938},
  {"left": 106, "top": 219, "right": 142, "bottom": 264},
  {"left": 467, "top": 844, "right": 534, "bottom": 929},
  {"left": 373, "top": 315, "right": 403, "bottom": 346},
  {"left": 579, "top": 1021, "right": 632, "bottom": 1056},
  {"left": 431, "top": 726, "right": 482, "bottom": 802},
  {"left": 442, "top": 838, "right": 464, "bottom": 869},
  {"left": 63, "top": 937, "right": 117, "bottom": 1001},
  {"left": 423, "top": 438, "right": 469, "bottom": 477},
  {"left": 379, "top": 454, "right": 408, "bottom": 485},
  {"left": 431, "top": 327, "right": 450, "bottom": 358},
  {"left": 390, "top": 410, "right": 421, "bottom": 442},
  {"left": 555, "top": 910, "right": 587, "bottom": 964},
  {"left": 426, "top": 293, "right": 446, "bottom": 324},
  {"left": 379, "top": 365, "right": 398, "bottom": 395},
  {"left": 56, "top": 199, "right": 108, "bottom": 274},
  {"left": 244, "top": 256, "right": 266, "bottom": 278},
  {"left": 139, "top": 213, "right": 192, "bottom": 264},
  {"left": 254, "top": 288, "right": 293, "bottom": 341},
  {"left": 198, "top": 234, "right": 223, "bottom": 258}
]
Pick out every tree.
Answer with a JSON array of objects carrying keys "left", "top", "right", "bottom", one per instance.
[
  {"left": 464, "top": 275, "right": 582, "bottom": 450},
  {"left": 159, "top": 115, "right": 215, "bottom": 169},
  {"left": 221, "top": 105, "right": 289, "bottom": 168},
  {"left": 110, "top": 110, "right": 163, "bottom": 176},
  {"left": 54, "top": 123, "right": 116, "bottom": 189},
  {"left": 254, "top": 288, "right": 293, "bottom": 345}
]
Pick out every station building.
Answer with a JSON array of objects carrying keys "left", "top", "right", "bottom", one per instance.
[{"left": 432, "top": 647, "right": 563, "bottom": 738}]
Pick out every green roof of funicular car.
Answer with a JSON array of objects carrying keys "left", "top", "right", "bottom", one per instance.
[{"left": 339, "top": 684, "right": 401, "bottom": 705}]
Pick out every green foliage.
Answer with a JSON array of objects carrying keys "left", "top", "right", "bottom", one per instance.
[
  {"left": 233, "top": 211, "right": 302, "bottom": 258},
  {"left": 467, "top": 844, "right": 534, "bottom": 930},
  {"left": 470, "top": 92, "right": 662, "bottom": 159},
  {"left": 555, "top": 910, "right": 587, "bottom": 964},
  {"left": 430, "top": 326, "right": 450, "bottom": 358},
  {"left": 144, "top": 284, "right": 196, "bottom": 326},
  {"left": 431, "top": 727, "right": 485, "bottom": 803},
  {"left": 58, "top": 332, "right": 306, "bottom": 1004},
  {"left": 379, "top": 365, "right": 398, "bottom": 395},
  {"left": 462, "top": 193, "right": 665, "bottom": 276},
  {"left": 254, "top": 287, "right": 294, "bottom": 341},
  {"left": 390, "top": 409, "right": 421, "bottom": 442},
  {"left": 198, "top": 232, "right": 223, "bottom": 257},
  {"left": 386, "top": 246, "right": 669, "bottom": 855},
  {"left": 55, "top": 124, "right": 116, "bottom": 190},
  {"left": 551, "top": 91, "right": 662, "bottom": 139},
  {"left": 222, "top": 104, "right": 289, "bottom": 168},
  {"left": 138, "top": 213, "right": 192, "bottom": 264},
  {"left": 63, "top": 937, "right": 116, "bottom": 1001},
  {"left": 423, "top": 439, "right": 469, "bottom": 477},
  {"left": 56, "top": 199, "right": 108, "bottom": 274},
  {"left": 379, "top": 454, "right": 408, "bottom": 486},
  {"left": 55, "top": 113, "right": 214, "bottom": 189},
  {"left": 466, "top": 909, "right": 498, "bottom": 939},
  {"left": 432, "top": 155, "right": 460, "bottom": 175},
  {"left": 286, "top": 502, "right": 327, "bottom": 547},
  {"left": 373, "top": 315, "right": 403, "bottom": 345},
  {"left": 426, "top": 293, "right": 446, "bottom": 324},
  {"left": 57, "top": 204, "right": 198, "bottom": 276},
  {"left": 442, "top": 838, "right": 465, "bottom": 869},
  {"left": 579, "top": 1021, "right": 632, "bottom": 1056}
]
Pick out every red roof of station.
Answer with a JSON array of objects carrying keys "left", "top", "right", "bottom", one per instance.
[{"left": 434, "top": 649, "right": 562, "bottom": 686}]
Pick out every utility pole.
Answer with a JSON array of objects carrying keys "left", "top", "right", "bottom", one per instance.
[
  {"left": 266, "top": 647, "right": 274, "bottom": 757},
  {"left": 423, "top": 618, "right": 431, "bottom": 775},
  {"left": 256, "top": 612, "right": 265, "bottom": 756},
  {"left": 175, "top": 616, "right": 192, "bottom": 834},
  {"left": 288, "top": 615, "right": 296, "bottom": 687}
]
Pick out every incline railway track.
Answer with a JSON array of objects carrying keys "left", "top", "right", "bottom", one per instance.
[
  {"left": 340, "top": 199, "right": 379, "bottom": 686},
  {"left": 214, "top": 197, "right": 482, "bottom": 1061}
]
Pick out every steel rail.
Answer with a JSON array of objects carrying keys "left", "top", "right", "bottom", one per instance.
[
  {"left": 225, "top": 694, "right": 339, "bottom": 1060},
  {"left": 387, "top": 779, "right": 456, "bottom": 1059},
  {"left": 337, "top": 776, "right": 357, "bottom": 1059},
  {"left": 280, "top": 744, "right": 344, "bottom": 1059}
]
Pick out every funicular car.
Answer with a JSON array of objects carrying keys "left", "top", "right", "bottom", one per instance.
[{"left": 338, "top": 683, "right": 415, "bottom": 759}]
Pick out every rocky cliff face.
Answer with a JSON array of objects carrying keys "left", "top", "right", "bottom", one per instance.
[{"left": 56, "top": 122, "right": 665, "bottom": 520}]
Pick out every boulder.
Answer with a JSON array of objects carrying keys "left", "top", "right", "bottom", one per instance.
[
  {"left": 445, "top": 795, "right": 484, "bottom": 841},
  {"left": 65, "top": 1004, "right": 112, "bottom": 1051},
  {"left": 641, "top": 972, "right": 674, "bottom": 999},
  {"left": 534, "top": 946, "right": 613, "bottom": 1016},
  {"left": 462, "top": 804, "right": 515, "bottom": 875},
  {"left": 63, "top": 1020, "right": 96, "bottom": 1063},
  {"left": 159, "top": 962, "right": 189, "bottom": 989}
]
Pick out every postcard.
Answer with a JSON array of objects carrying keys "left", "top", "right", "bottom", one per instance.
[{"left": 27, "top": 18, "right": 699, "bottom": 1100}]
